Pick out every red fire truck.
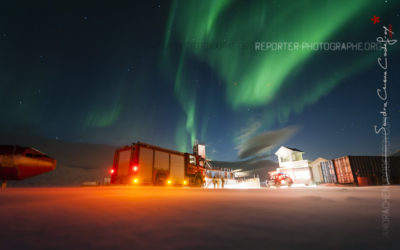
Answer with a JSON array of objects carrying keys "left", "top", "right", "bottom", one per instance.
[{"left": 110, "top": 142, "right": 207, "bottom": 186}]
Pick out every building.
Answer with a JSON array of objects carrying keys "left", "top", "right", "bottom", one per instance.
[
  {"left": 275, "top": 146, "right": 312, "bottom": 185},
  {"left": 211, "top": 159, "right": 279, "bottom": 183}
]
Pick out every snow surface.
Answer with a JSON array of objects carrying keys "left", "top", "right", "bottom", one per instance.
[{"left": 0, "top": 186, "right": 399, "bottom": 250}]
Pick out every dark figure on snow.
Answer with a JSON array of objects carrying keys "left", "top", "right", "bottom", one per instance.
[{"left": 212, "top": 176, "right": 217, "bottom": 189}]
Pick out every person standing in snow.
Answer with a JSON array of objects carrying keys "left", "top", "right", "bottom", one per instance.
[{"left": 212, "top": 176, "right": 217, "bottom": 189}]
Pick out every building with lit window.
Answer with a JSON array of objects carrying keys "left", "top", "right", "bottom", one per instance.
[{"left": 275, "top": 146, "right": 312, "bottom": 185}]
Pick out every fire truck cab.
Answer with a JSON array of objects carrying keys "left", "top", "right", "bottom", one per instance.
[{"left": 266, "top": 172, "right": 293, "bottom": 188}]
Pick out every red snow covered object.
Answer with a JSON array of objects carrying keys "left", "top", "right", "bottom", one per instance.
[
  {"left": 0, "top": 145, "right": 56, "bottom": 181},
  {"left": 266, "top": 172, "right": 293, "bottom": 188}
]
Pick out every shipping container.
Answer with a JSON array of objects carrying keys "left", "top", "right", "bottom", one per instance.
[
  {"left": 389, "top": 156, "right": 400, "bottom": 184},
  {"left": 333, "top": 156, "right": 354, "bottom": 184},
  {"left": 347, "top": 156, "right": 400, "bottom": 185},
  {"left": 356, "top": 177, "right": 372, "bottom": 186},
  {"left": 320, "top": 160, "right": 337, "bottom": 184},
  {"left": 327, "top": 156, "right": 400, "bottom": 186}
]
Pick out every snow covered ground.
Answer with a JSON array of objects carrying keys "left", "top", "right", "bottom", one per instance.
[{"left": 0, "top": 186, "right": 399, "bottom": 249}]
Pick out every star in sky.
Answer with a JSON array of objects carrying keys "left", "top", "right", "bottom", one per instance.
[
  {"left": 371, "top": 15, "right": 380, "bottom": 24},
  {"left": 1, "top": 0, "right": 399, "bottom": 162}
]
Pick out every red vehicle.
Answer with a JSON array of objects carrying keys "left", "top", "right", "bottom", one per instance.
[
  {"left": 110, "top": 142, "right": 207, "bottom": 186},
  {"left": 0, "top": 145, "right": 56, "bottom": 188},
  {"left": 266, "top": 172, "right": 293, "bottom": 188}
]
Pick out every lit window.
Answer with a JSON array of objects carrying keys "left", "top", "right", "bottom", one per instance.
[{"left": 189, "top": 155, "right": 196, "bottom": 165}]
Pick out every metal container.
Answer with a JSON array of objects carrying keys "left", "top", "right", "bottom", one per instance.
[
  {"left": 348, "top": 156, "right": 400, "bottom": 185},
  {"left": 357, "top": 177, "right": 371, "bottom": 186},
  {"left": 333, "top": 156, "right": 354, "bottom": 184},
  {"left": 389, "top": 156, "right": 400, "bottom": 184},
  {"left": 320, "top": 160, "right": 337, "bottom": 183},
  {"left": 347, "top": 156, "right": 381, "bottom": 185},
  {"left": 330, "top": 156, "right": 400, "bottom": 185}
]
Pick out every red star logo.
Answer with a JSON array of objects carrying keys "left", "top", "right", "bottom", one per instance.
[{"left": 371, "top": 15, "right": 380, "bottom": 24}]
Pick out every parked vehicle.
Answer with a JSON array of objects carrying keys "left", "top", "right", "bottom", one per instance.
[{"left": 266, "top": 172, "right": 293, "bottom": 188}]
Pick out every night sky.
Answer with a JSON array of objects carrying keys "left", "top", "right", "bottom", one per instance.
[{"left": 1, "top": 0, "right": 399, "bottom": 162}]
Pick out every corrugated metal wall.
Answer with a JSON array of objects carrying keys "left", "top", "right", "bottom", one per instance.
[
  {"left": 315, "top": 156, "right": 400, "bottom": 186},
  {"left": 333, "top": 156, "right": 354, "bottom": 184},
  {"left": 348, "top": 156, "right": 381, "bottom": 185},
  {"left": 389, "top": 156, "right": 400, "bottom": 184},
  {"left": 321, "top": 160, "right": 337, "bottom": 183},
  {"left": 348, "top": 156, "right": 400, "bottom": 185}
]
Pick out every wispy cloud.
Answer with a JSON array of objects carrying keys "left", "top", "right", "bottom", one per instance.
[
  {"left": 235, "top": 119, "right": 262, "bottom": 146},
  {"left": 237, "top": 126, "right": 299, "bottom": 159}
]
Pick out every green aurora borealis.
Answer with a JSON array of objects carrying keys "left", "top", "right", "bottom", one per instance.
[
  {"left": 162, "top": 0, "right": 387, "bottom": 153},
  {"left": 1, "top": 0, "right": 399, "bottom": 160}
]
